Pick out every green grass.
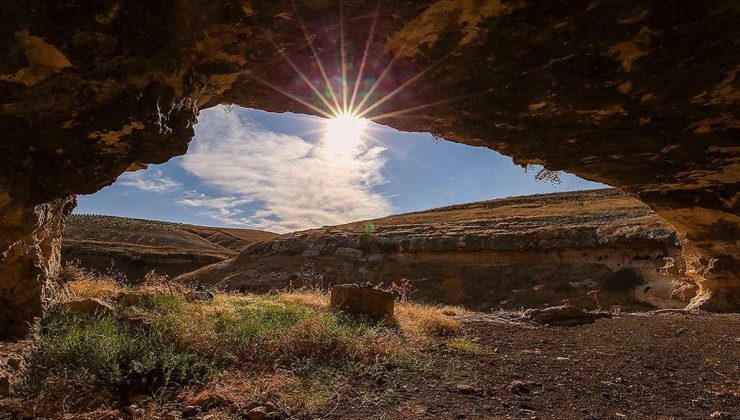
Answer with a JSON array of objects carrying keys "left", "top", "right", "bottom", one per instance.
[
  {"left": 25, "top": 307, "right": 215, "bottom": 396},
  {"left": 21, "top": 283, "right": 466, "bottom": 416}
]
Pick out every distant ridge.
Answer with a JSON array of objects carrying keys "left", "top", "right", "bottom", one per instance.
[{"left": 62, "top": 215, "right": 279, "bottom": 280}]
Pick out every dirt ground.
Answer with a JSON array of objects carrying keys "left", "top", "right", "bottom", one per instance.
[
  {"left": 1, "top": 311, "right": 737, "bottom": 419},
  {"left": 330, "top": 311, "right": 739, "bottom": 419}
]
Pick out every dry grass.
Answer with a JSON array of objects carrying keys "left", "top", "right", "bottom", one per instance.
[{"left": 22, "top": 273, "right": 469, "bottom": 418}]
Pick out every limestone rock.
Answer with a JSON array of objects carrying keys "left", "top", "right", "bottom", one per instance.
[
  {"left": 62, "top": 298, "right": 115, "bottom": 316},
  {"left": 522, "top": 305, "right": 610, "bottom": 326},
  {"left": 335, "top": 247, "right": 364, "bottom": 261},
  {"left": 330, "top": 284, "right": 394, "bottom": 320},
  {"left": 367, "top": 254, "right": 387, "bottom": 263}
]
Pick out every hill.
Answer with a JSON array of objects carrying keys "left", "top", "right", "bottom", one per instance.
[
  {"left": 62, "top": 215, "right": 278, "bottom": 280},
  {"left": 177, "top": 189, "right": 691, "bottom": 311}
]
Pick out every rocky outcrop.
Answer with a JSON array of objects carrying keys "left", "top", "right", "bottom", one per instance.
[
  {"left": 1, "top": 1, "right": 738, "bottom": 333},
  {"left": 178, "top": 190, "right": 691, "bottom": 311},
  {"left": 0, "top": 196, "right": 75, "bottom": 337}
]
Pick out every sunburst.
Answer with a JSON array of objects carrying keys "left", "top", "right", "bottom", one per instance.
[{"left": 247, "top": 1, "right": 472, "bottom": 161}]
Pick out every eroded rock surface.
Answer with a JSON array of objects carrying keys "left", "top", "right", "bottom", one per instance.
[
  {"left": 1, "top": 0, "right": 738, "bottom": 333},
  {"left": 178, "top": 189, "right": 691, "bottom": 310}
]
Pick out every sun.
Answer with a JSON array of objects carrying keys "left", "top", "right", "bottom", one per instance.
[{"left": 323, "top": 112, "right": 368, "bottom": 160}]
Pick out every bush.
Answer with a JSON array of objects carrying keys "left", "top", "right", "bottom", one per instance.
[{"left": 25, "top": 307, "right": 215, "bottom": 397}]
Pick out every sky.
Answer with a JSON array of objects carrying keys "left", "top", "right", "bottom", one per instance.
[{"left": 75, "top": 106, "right": 607, "bottom": 233}]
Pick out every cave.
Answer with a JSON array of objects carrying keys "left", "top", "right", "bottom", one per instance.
[{"left": 1, "top": 0, "right": 738, "bottom": 336}]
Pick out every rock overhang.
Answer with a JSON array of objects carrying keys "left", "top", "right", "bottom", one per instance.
[{"left": 0, "top": 0, "right": 738, "bottom": 335}]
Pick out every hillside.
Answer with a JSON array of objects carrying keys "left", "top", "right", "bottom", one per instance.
[
  {"left": 62, "top": 215, "right": 278, "bottom": 280},
  {"left": 177, "top": 189, "right": 692, "bottom": 311}
]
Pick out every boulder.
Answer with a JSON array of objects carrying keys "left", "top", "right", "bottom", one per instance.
[
  {"left": 522, "top": 305, "right": 609, "bottom": 326},
  {"left": 366, "top": 254, "right": 387, "bottom": 263},
  {"left": 335, "top": 247, "right": 364, "bottom": 261},
  {"left": 62, "top": 298, "right": 115, "bottom": 316},
  {"left": 330, "top": 284, "right": 394, "bottom": 320}
]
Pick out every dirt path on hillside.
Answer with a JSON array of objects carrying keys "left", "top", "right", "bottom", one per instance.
[{"left": 330, "top": 311, "right": 740, "bottom": 419}]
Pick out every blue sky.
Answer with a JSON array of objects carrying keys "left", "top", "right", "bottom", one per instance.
[{"left": 76, "top": 106, "right": 606, "bottom": 233}]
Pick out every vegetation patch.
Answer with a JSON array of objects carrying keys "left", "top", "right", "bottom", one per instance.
[{"left": 16, "top": 274, "right": 468, "bottom": 418}]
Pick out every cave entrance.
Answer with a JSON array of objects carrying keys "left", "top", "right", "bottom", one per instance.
[
  {"left": 68, "top": 105, "right": 690, "bottom": 312},
  {"left": 75, "top": 105, "right": 606, "bottom": 232}
]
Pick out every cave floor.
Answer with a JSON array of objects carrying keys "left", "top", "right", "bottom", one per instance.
[
  {"left": 1, "top": 311, "right": 738, "bottom": 419},
  {"left": 329, "top": 311, "right": 739, "bottom": 419}
]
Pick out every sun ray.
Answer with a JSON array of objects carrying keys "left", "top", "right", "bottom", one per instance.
[
  {"left": 339, "top": 0, "right": 349, "bottom": 114},
  {"left": 352, "top": 47, "right": 406, "bottom": 117},
  {"left": 264, "top": 34, "right": 338, "bottom": 116},
  {"left": 348, "top": 0, "right": 382, "bottom": 115},
  {"left": 247, "top": 73, "right": 334, "bottom": 119},
  {"left": 367, "top": 91, "right": 488, "bottom": 122},
  {"left": 356, "top": 51, "right": 455, "bottom": 119},
  {"left": 293, "top": 3, "right": 343, "bottom": 114}
]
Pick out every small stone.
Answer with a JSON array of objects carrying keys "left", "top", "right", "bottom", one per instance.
[
  {"left": 247, "top": 406, "right": 270, "bottom": 420},
  {"left": 180, "top": 405, "right": 198, "bottom": 416},
  {"left": 709, "top": 412, "right": 733, "bottom": 419},
  {"left": 456, "top": 384, "right": 477, "bottom": 394},
  {"left": 62, "top": 297, "right": 115, "bottom": 316},
  {"left": 509, "top": 380, "right": 530, "bottom": 395},
  {"left": 164, "top": 411, "right": 180, "bottom": 420}
]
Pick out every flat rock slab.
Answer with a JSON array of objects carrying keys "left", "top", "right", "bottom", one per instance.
[
  {"left": 330, "top": 284, "right": 394, "bottom": 320},
  {"left": 522, "top": 305, "right": 611, "bottom": 326},
  {"left": 62, "top": 297, "right": 115, "bottom": 316}
]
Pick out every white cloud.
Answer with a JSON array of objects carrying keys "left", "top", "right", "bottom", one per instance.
[
  {"left": 118, "top": 168, "right": 181, "bottom": 192},
  {"left": 179, "top": 106, "right": 393, "bottom": 233}
]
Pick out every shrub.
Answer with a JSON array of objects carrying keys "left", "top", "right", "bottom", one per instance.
[{"left": 24, "top": 307, "right": 215, "bottom": 397}]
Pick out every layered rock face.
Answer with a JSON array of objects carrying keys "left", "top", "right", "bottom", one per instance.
[
  {"left": 178, "top": 189, "right": 690, "bottom": 311},
  {"left": 1, "top": 1, "right": 738, "bottom": 333}
]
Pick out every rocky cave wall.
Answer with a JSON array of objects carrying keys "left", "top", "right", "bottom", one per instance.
[{"left": 1, "top": 0, "right": 738, "bottom": 335}]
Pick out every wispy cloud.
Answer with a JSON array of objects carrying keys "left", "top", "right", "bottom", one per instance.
[
  {"left": 118, "top": 168, "right": 181, "bottom": 192},
  {"left": 179, "top": 106, "right": 392, "bottom": 233}
]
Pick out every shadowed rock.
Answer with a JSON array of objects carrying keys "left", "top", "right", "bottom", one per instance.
[{"left": 330, "top": 284, "right": 394, "bottom": 320}]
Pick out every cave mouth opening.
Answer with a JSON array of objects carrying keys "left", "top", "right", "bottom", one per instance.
[{"left": 74, "top": 104, "right": 608, "bottom": 233}]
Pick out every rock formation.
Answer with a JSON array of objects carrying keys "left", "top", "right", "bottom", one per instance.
[
  {"left": 178, "top": 189, "right": 690, "bottom": 311},
  {"left": 1, "top": 1, "right": 738, "bottom": 334}
]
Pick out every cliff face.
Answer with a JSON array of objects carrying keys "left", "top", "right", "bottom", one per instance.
[
  {"left": 1, "top": 1, "right": 738, "bottom": 334},
  {"left": 61, "top": 215, "right": 278, "bottom": 280},
  {"left": 178, "top": 189, "right": 689, "bottom": 310}
]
